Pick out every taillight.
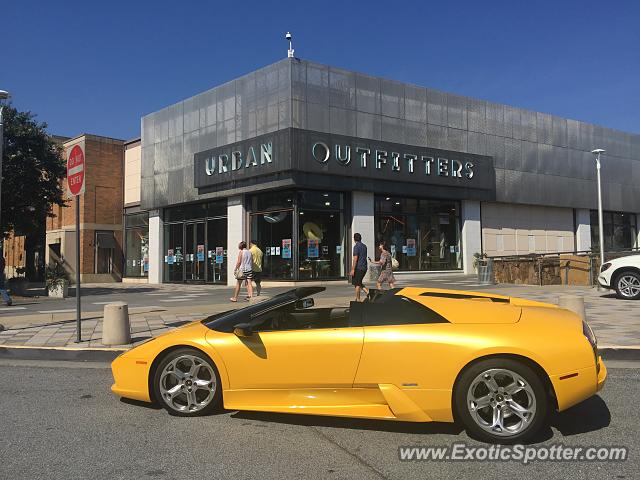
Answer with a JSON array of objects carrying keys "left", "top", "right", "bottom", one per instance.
[{"left": 583, "top": 319, "right": 598, "bottom": 364}]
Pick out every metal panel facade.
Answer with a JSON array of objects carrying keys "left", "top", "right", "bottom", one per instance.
[{"left": 141, "top": 58, "right": 640, "bottom": 212}]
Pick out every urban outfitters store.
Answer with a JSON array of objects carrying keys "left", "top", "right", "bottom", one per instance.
[{"left": 141, "top": 58, "right": 640, "bottom": 285}]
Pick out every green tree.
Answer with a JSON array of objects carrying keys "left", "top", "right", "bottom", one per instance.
[{"left": 1, "top": 105, "right": 66, "bottom": 238}]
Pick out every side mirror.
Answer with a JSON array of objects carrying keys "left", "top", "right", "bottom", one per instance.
[
  {"left": 233, "top": 322, "right": 253, "bottom": 337},
  {"left": 295, "top": 298, "right": 314, "bottom": 309}
]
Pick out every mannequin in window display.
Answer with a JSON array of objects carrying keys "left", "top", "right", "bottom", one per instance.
[{"left": 301, "top": 221, "right": 324, "bottom": 279}]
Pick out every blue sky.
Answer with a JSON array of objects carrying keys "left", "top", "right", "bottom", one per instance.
[{"left": 2, "top": 0, "right": 639, "bottom": 139}]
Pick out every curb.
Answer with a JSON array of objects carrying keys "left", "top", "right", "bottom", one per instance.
[
  {"left": 598, "top": 347, "right": 640, "bottom": 361},
  {"left": 0, "top": 345, "right": 639, "bottom": 363},
  {"left": 0, "top": 345, "right": 125, "bottom": 362}
]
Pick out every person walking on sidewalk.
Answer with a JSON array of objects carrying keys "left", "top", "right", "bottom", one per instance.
[
  {"left": 0, "top": 254, "right": 13, "bottom": 306},
  {"left": 350, "top": 233, "right": 369, "bottom": 302},
  {"left": 371, "top": 241, "right": 396, "bottom": 290},
  {"left": 249, "top": 240, "right": 263, "bottom": 296},
  {"left": 230, "top": 241, "right": 253, "bottom": 302}
]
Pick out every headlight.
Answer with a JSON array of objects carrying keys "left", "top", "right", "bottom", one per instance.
[{"left": 600, "top": 262, "right": 612, "bottom": 273}]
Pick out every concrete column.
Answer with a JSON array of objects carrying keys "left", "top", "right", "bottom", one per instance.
[
  {"left": 461, "top": 200, "right": 482, "bottom": 275},
  {"left": 227, "top": 195, "right": 246, "bottom": 286},
  {"left": 148, "top": 211, "right": 164, "bottom": 284},
  {"left": 351, "top": 191, "right": 375, "bottom": 256},
  {"left": 575, "top": 208, "right": 591, "bottom": 252}
]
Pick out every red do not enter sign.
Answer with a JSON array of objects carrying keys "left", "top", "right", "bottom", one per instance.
[{"left": 67, "top": 144, "right": 85, "bottom": 196}]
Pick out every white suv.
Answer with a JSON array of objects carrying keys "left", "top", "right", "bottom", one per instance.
[{"left": 598, "top": 254, "right": 640, "bottom": 300}]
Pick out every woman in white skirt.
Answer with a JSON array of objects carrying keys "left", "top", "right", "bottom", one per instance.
[{"left": 230, "top": 241, "right": 254, "bottom": 302}]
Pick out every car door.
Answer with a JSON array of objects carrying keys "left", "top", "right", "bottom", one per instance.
[
  {"left": 206, "top": 308, "right": 364, "bottom": 390},
  {"left": 353, "top": 294, "right": 452, "bottom": 390}
]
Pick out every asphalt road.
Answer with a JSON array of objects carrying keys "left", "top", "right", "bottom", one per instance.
[{"left": 0, "top": 359, "right": 636, "bottom": 480}]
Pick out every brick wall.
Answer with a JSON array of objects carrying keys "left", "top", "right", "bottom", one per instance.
[{"left": 46, "top": 135, "right": 124, "bottom": 279}]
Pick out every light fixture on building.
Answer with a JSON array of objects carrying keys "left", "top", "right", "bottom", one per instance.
[
  {"left": 300, "top": 211, "right": 304, "bottom": 215},
  {"left": 285, "top": 32, "right": 294, "bottom": 58},
  {"left": 324, "top": 202, "right": 331, "bottom": 206},
  {"left": 323, "top": 193, "right": 329, "bottom": 197},
  {"left": 385, "top": 197, "right": 390, "bottom": 201},
  {"left": 395, "top": 201, "right": 400, "bottom": 205}
]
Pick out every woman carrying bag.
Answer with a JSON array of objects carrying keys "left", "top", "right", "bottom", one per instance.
[
  {"left": 230, "top": 241, "right": 254, "bottom": 302},
  {"left": 370, "top": 241, "right": 397, "bottom": 290}
]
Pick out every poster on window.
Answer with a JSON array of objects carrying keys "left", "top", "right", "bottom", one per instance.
[
  {"left": 175, "top": 247, "right": 183, "bottom": 263},
  {"left": 406, "top": 239, "right": 417, "bottom": 257},
  {"left": 215, "top": 246, "right": 224, "bottom": 264},
  {"left": 282, "top": 239, "right": 292, "bottom": 259},
  {"left": 197, "top": 244, "right": 205, "bottom": 261},
  {"left": 167, "top": 249, "right": 175, "bottom": 264},
  {"left": 307, "top": 239, "right": 319, "bottom": 258}
]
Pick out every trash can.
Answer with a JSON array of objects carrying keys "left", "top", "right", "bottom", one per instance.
[{"left": 477, "top": 258, "right": 495, "bottom": 285}]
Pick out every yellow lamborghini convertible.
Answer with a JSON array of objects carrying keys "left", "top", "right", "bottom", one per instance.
[{"left": 111, "top": 287, "right": 607, "bottom": 443}]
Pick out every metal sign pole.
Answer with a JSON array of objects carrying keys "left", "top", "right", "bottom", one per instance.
[{"left": 76, "top": 196, "right": 81, "bottom": 343}]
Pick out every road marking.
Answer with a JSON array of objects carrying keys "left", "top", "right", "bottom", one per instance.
[
  {"left": 0, "top": 307, "right": 27, "bottom": 310},
  {"left": 129, "top": 306, "right": 161, "bottom": 311},
  {"left": 91, "top": 302, "right": 117, "bottom": 305},
  {"left": 37, "top": 309, "right": 77, "bottom": 314},
  {"left": 159, "top": 299, "right": 194, "bottom": 302}
]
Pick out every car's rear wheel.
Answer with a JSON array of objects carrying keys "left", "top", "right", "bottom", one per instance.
[
  {"left": 153, "top": 347, "right": 221, "bottom": 416},
  {"left": 455, "top": 358, "right": 548, "bottom": 444},
  {"left": 614, "top": 271, "right": 640, "bottom": 300}
]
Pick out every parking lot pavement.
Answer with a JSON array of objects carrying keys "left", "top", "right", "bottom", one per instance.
[
  {"left": 0, "top": 359, "right": 636, "bottom": 480},
  {"left": 0, "top": 277, "right": 638, "bottom": 350}
]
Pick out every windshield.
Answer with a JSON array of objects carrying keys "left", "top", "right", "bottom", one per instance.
[{"left": 203, "top": 287, "right": 325, "bottom": 333}]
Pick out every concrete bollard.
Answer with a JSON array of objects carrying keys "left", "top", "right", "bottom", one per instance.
[
  {"left": 102, "top": 302, "right": 131, "bottom": 345},
  {"left": 557, "top": 295, "right": 586, "bottom": 321}
]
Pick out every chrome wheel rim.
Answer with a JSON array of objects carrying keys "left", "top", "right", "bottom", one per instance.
[
  {"left": 159, "top": 354, "right": 216, "bottom": 413},
  {"left": 467, "top": 368, "right": 536, "bottom": 437},
  {"left": 618, "top": 275, "right": 640, "bottom": 298}
]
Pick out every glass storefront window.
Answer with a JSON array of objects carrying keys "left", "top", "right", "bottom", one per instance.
[
  {"left": 298, "top": 191, "right": 345, "bottom": 279},
  {"left": 164, "top": 201, "right": 226, "bottom": 222},
  {"left": 250, "top": 210, "right": 294, "bottom": 280},
  {"left": 247, "top": 190, "right": 346, "bottom": 280},
  {"left": 590, "top": 210, "right": 638, "bottom": 251},
  {"left": 162, "top": 202, "right": 227, "bottom": 283},
  {"left": 375, "top": 196, "right": 462, "bottom": 271},
  {"left": 124, "top": 213, "right": 149, "bottom": 278}
]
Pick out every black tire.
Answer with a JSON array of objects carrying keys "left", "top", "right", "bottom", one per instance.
[
  {"left": 454, "top": 358, "right": 548, "bottom": 444},
  {"left": 614, "top": 270, "right": 640, "bottom": 300},
  {"left": 153, "top": 347, "right": 222, "bottom": 417}
]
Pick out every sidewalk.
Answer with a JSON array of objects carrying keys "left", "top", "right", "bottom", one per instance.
[{"left": 0, "top": 281, "right": 638, "bottom": 352}]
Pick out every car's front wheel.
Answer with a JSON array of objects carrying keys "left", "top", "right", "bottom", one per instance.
[
  {"left": 614, "top": 271, "right": 640, "bottom": 300},
  {"left": 153, "top": 347, "right": 221, "bottom": 416},
  {"left": 455, "top": 358, "right": 548, "bottom": 444}
]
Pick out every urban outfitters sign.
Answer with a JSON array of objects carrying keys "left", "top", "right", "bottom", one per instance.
[
  {"left": 194, "top": 128, "right": 494, "bottom": 194},
  {"left": 310, "top": 141, "right": 475, "bottom": 179}
]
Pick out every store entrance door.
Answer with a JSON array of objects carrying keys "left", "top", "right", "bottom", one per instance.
[{"left": 185, "top": 222, "right": 206, "bottom": 282}]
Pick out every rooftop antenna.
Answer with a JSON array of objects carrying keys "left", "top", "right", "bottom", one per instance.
[{"left": 285, "top": 32, "right": 294, "bottom": 58}]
